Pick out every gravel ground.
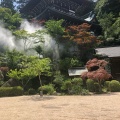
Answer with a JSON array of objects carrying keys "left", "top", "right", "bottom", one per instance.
[{"left": 0, "top": 93, "right": 120, "bottom": 120}]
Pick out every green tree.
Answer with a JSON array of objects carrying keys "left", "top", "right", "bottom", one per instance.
[
  {"left": 59, "top": 57, "right": 83, "bottom": 74},
  {"left": 13, "top": 30, "right": 29, "bottom": 51},
  {"left": 7, "top": 67, "right": 37, "bottom": 89},
  {"left": 95, "top": 0, "right": 120, "bottom": 41},
  {"left": 6, "top": 49, "right": 25, "bottom": 70},
  {"left": 45, "top": 19, "right": 65, "bottom": 70},
  {"left": 95, "top": 0, "right": 120, "bottom": 17},
  {"left": 98, "top": 13, "right": 115, "bottom": 38},
  {"left": 45, "top": 19, "right": 65, "bottom": 41},
  {"left": 30, "top": 58, "right": 52, "bottom": 88},
  {"left": 7, "top": 57, "right": 52, "bottom": 90},
  {"left": 111, "top": 17, "right": 120, "bottom": 38},
  {"left": 0, "top": 7, "right": 22, "bottom": 30},
  {"left": 14, "top": 29, "right": 45, "bottom": 52}
]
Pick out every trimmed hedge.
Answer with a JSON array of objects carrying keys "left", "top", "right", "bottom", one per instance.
[
  {"left": 104, "top": 81, "right": 110, "bottom": 88},
  {"left": 28, "top": 88, "right": 36, "bottom": 95},
  {"left": 104, "top": 81, "right": 111, "bottom": 91},
  {"left": 61, "top": 78, "right": 89, "bottom": 95},
  {"left": 72, "top": 78, "right": 83, "bottom": 85},
  {"left": 38, "top": 84, "right": 55, "bottom": 95},
  {"left": 0, "top": 86, "right": 23, "bottom": 97},
  {"left": 86, "top": 79, "right": 94, "bottom": 92},
  {"left": 61, "top": 79, "right": 72, "bottom": 92},
  {"left": 109, "top": 80, "right": 120, "bottom": 92},
  {"left": 94, "top": 82, "right": 100, "bottom": 92}
]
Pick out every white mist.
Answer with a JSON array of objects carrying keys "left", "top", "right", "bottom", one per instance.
[
  {"left": 0, "top": 19, "right": 62, "bottom": 61},
  {"left": 0, "top": 25, "right": 15, "bottom": 50}
]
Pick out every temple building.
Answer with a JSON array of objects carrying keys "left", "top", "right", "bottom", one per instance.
[
  {"left": 20, "top": 0, "right": 101, "bottom": 33},
  {"left": 20, "top": 0, "right": 96, "bottom": 23}
]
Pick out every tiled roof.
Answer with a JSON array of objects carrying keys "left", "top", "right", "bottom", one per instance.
[{"left": 95, "top": 46, "right": 120, "bottom": 57}]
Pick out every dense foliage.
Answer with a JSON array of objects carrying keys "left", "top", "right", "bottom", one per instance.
[
  {"left": 95, "top": 0, "right": 120, "bottom": 45},
  {"left": 63, "top": 23, "right": 100, "bottom": 62},
  {"left": 0, "top": 86, "right": 23, "bottom": 97},
  {"left": 109, "top": 80, "right": 120, "bottom": 92},
  {"left": 0, "top": 7, "right": 22, "bottom": 30},
  {"left": 64, "top": 23, "right": 99, "bottom": 46},
  {"left": 0, "top": 1, "right": 120, "bottom": 96},
  {"left": 7, "top": 56, "right": 51, "bottom": 89}
]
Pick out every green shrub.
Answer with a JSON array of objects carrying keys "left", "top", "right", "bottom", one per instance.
[
  {"left": 59, "top": 58, "right": 83, "bottom": 73},
  {"left": 104, "top": 81, "right": 110, "bottom": 87},
  {"left": 53, "top": 72, "right": 64, "bottom": 85},
  {"left": 24, "top": 91, "right": 29, "bottom": 95},
  {"left": 102, "top": 87, "right": 108, "bottom": 93},
  {"left": 28, "top": 88, "right": 36, "bottom": 95},
  {"left": 61, "top": 78, "right": 84, "bottom": 95},
  {"left": 38, "top": 84, "right": 55, "bottom": 95},
  {"left": 61, "top": 79, "right": 72, "bottom": 91},
  {"left": 11, "top": 86, "right": 23, "bottom": 96},
  {"left": 0, "top": 80, "right": 4, "bottom": 87},
  {"left": 0, "top": 87, "right": 11, "bottom": 97},
  {"left": 71, "top": 84, "right": 82, "bottom": 95},
  {"left": 109, "top": 80, "right": 120, "bottom": 92},
  {"left": 81, "top": 89, "right": 90, "bottom": 95},
  {"left": 72, "top": 78, "right": 83, "bottom": 85},
  {"left": 94, "top": 82, "right": 100, "bottom": 93},
  {"left": 53, "top": 71, "right": 64, "bottom": 92},
  {"left": 71, "top": 78, "right": 83, "bottom": 95},
  {"left": 104, "top": 81, "right": 111, "bottom": 91},
  {"left": 0, "top": 86, "right": 23, "bottom": 97},
  {"left": 86, "top": 79, "right": 94, "bottom": 92},
  {"left": 1, "top": 82, "right": 11, "bottom": 87}
]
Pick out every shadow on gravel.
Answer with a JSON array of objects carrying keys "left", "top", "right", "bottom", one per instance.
[
  {"left": 31, "top": 95, "right": 55, "bottom": 101},
  {"left": 90, "top": 92, "right": 120, "bottom": 96}
]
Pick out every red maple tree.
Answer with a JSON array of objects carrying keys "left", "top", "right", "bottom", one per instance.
[
  {"left": 63, "top": 23, "right": 100, "bottom": 48},
  {"left": 81, "top": 58, "right": 112, "bottom": 83},
  {"left": 62, "top": 23, "right": 100, "bottom": 60}
]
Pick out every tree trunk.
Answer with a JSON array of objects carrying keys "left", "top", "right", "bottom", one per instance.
[{"left": 39, "top": 72, "right": 43, "bottom": 97}]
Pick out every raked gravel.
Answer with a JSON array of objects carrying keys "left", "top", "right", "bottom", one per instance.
[{"left": 0, "top": 93, "right": 120, "bottom": 120}]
